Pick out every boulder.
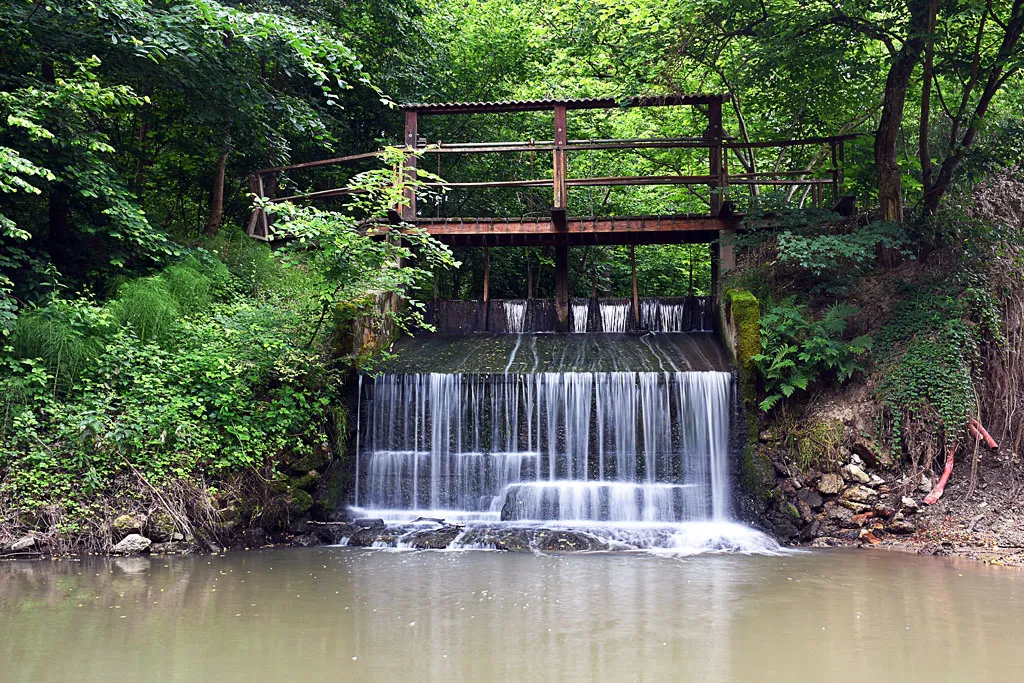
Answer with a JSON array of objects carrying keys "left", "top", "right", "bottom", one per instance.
[
  {"left": 901, "top": 496, "right": 919, "bottom": 514},
  {"left": 112, "top": 514, "right": 146, "bottom": 541},
  {"left": 353, "top": 518, "right": 386, "bottom": 529},
  {"left": 842, "top": 464, "right": 871, "bottom": 485},
  {"left": 841, "top": 485, "right": 877, "bottom": 503},
  {"left": 112, "top": 534, "right": 152, "bottom": 555},
  {"left": 796, "top": 499, "right": 815, "bottom": 523},
  {"left": 817, "top": 473, "right": 844, "bottom": 495},
  {"left": 918, "top": 474, "right": 933, "bottom": 494},
  {"left": 147, "top": 512, "right": 177, "bottom": 543}
]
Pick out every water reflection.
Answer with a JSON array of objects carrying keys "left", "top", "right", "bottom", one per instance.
[{"left": 1, "top": 549, "right": 1023, "bottom": 682}]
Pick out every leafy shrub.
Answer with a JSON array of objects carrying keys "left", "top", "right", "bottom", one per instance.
[{"left": 752, "top": 298, "right": 872, "bottom": 411}]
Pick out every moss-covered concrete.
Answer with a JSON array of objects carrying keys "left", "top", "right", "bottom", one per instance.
[{"left": 720, "top": 288, "right": 773, "bottom": 500}]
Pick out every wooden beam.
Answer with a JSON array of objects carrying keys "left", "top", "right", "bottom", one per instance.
[{"left": 410, "top": 215, "right": 731, "bottom": 236}]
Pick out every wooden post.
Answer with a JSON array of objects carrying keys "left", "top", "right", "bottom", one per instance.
[
  {"left": 707, "top": 97, "right": 724, "bottom": 215},
  {"left": 526, "top": 247, "right": 533, "bottom": 299},
  {"left": 830, "top": 140, "right": 839, "bottom": 206},
  {"left": 555, "top": 244, "right": 569, "bottom": 333},
  {"left": 552, "top": 104, "right": 568, "bottom": 229},
  {"left": 630, "top": 245, "right": 639, "bottom": 326},
  {"left": 482, "top": 246, "right": 490, "bottom": 331},
  {"left": 402, "top": 110, "right": 418, "bottom": 220}
]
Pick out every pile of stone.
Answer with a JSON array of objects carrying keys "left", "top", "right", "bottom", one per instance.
[{"left": 764, "top": 443, "right": 920, "bottom": 545}]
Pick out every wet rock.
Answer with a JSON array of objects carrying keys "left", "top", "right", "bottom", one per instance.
[
  {"left": 455, "top": 527, "right": 609, "bottom": 552},
  {"left": 312, "top": 524, "right": 355, "bottom": 545},
  {"left": 401, "top": 526, "right": 463, "bottom": 549},
  {"left": 353, "top": 518, "right": 386, "bottom": 529},
  {"left": 112, "top": 534, "right": 152, "bottom": 555},
  {"left": 112, "top": 514, "right": 146, "bottom": 541},
  {"left": 766, "top": 512, "right": 801, "bottom": 540},
  {"left": 291, "top": 534, "right": 320, "bottom": 547},
  {"left": 817, "top": 473, "right": 844, "bottom": 495},
  {"left": 150, "top": 541, "right": 195, "bottom": 555},
  {"left": 9, "top": 536, "right": 37, "bottom": 552},
  {"left": 841, "top": 486, "right": 877, "bottom": 503},
  {"left": 347, "top": 527, "right": 402, "bottom": 547},
  {"left": 901, "top": 497, "right": 919, "bottom": 514},
  {"left": 886, "top": 519, "right": 916, "bottom": 535},
  {"left": 796, "top": 488, "right": 824, "bottom": 509},
  {"left": 843, "top": 464, "right": 870, "bottom": 485},
  {"left": 536, "top": 531, "right": 609, "bottom": 552},
  {"left": 799, "top": 519, "right": 823, "bottom": 541}
]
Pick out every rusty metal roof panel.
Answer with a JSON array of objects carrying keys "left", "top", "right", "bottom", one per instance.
[{"left": 400, "top": 95, "right": 727, "bottom": 115}]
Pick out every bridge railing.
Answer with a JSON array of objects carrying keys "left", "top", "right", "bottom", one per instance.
[{"left": 246, "top": 95, "right": 857, "bottom": 240}]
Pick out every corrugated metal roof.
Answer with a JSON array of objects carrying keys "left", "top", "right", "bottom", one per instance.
[{"left": 400, "top": 94, "right": 727, "bottom": 114}]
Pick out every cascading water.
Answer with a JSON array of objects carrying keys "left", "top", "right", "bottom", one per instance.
[
  {"left": 640, "top": 299, "right": 711, "bottom": 332},
  {"left": 599, "top": 303, "right": 631, "bottom": 332},
  {"left": 496, "top": 300, "right": 527, "bottom": 334},
  {"left": 351, "top": 354, "right": 779, "bottom": 553},
  {"left": 571, "top": 302, "right": 589, "bottom": 333}
]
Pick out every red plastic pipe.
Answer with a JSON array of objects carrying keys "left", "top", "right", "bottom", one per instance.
[
  {"left": 924, "top": 445, "right": 957, "bottom": 505},
  {"left": 969, "top": 418, "right": 998, "bottom": 450}
]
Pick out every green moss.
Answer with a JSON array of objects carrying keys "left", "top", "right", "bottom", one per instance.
[
  {"left": 288, "top": 489, "right": 314, "bottom": 514},
  {"left": 789, "top": 418, "right": 844, "bottom": 473},
  {"left": 726, "top": 289, "right": 762, "bottom": 371},
  {"left": 741, "top": 441, "right": 774, "bottom": 499},
  {"left": 289, "top": 447, "right": 332, "bottom": 474},
  {"left": 289, "top": 471, "right": 321, "bottom": 491}
]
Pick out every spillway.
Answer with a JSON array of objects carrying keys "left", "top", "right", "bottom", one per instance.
[{"left": 348, "top": 333, "right": 779, "bottom": 554}]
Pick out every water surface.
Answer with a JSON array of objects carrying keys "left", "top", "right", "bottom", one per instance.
[{"left": 2, "top": 548, "right": 1021, "bottom": 682}]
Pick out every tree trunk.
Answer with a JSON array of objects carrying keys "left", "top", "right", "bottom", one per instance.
[
  {"left": 204, "top": 129, "right": 231, "bottom": 236},
  {"left": 41, "top": 58, "right": 69, "bottom": 257},
  {"left": 875, "top": 0, "right": 931, "bottom": 225}
]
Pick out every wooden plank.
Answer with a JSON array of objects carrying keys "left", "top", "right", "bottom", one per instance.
[
  {"left": 555, "top": 244, "right": 569, "bottom": 332},
  {"left": 255, "top": 150, "right": 383, "bottom": 174},
  {"left": 410, "top": 215, "right": 731, "bottom": 235},
  {"left": 565, "top": 175, "right": 716, "bottom": 187}
]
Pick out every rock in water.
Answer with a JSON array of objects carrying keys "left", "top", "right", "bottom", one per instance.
[
  {"left": 817, "top": 473, "right": 844, "bottom": 495},
  {"left": 112, "top": 534, "right": 152, "bottom": 555}
]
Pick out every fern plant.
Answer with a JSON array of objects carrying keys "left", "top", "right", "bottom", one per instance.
[{"left": 752, "top": 298, "right": 872, "bottom": 411}]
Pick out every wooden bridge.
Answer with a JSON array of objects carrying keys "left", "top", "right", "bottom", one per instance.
[{"left": 247, "top": 94, "right": 854, "bottom": 331}]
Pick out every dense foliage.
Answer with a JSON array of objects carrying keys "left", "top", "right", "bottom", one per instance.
[{"left": 1, "top": 0, "right": 1023, "bottom": 543}]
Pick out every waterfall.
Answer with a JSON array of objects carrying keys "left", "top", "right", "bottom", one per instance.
[
  {"left": 496, "top": 300, "right": 527, "bottom": 334},
  {"left": 355, "top": 371, "right": 734, "bottom": 523},
  {"left": 639, "top": 299, "right": 711, "bottom": 332},
  {"left": 571, "top": 302, "right": 589, "bottom": 333},
  {"left": 599, "top": 303, "right": 630, "bottom": 332}
]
